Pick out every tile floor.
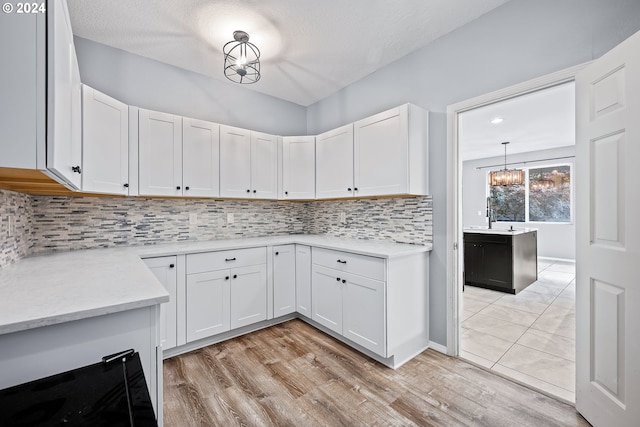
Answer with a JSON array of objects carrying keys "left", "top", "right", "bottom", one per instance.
[{"left": 460, "top": 259, "right": 576, "bottom": 402}]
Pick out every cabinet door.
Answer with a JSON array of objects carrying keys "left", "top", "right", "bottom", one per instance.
[
  {"left": 47, "top": 0, "right": 82, "bottom": 189},
  {"left": 311, "top": 265, "right": 343, "bottom": 334},
  {"left": 183, "top": 118, "right": 220, "bottom": 197},
  {"left": 251, "top": 131, "right": 278, "bottom": 199},
  {"left": 315, "top": 124, "right": 354, "bottom": 199},
  {"left": 295, "top": 245, "right": 312, "bottom": 317},
  {"left": 81, "top": 85, "right": 129, "bottom": 195},
  {"left": 282, "top": 136, "right": 315, "bottom": 199},
  {"left": 220, "top": 125, "right": 251, "bottom": 198},
  {"left": 354, "top": 105, "right": 408, "bottom": 196},
  {"left": 143, "top": 256, "right": 178, "bottom": 350},
  {"left": 342, "top": 272, "right": 386, "bottom": 356},
  {"left": 139, "top": 109, "right": 182, "bottom": 196},
  {"left": 273, "top": 245, "right": 296, "bottom": 317},
  {"left": 186, "top": 270, "right": 231, "bottom": 342},
  {"left": 482, "top": 242, "right": 512, "bottom": 290},
  {"left": 230, "top": 264, "right": 267, "bottom": 329}
]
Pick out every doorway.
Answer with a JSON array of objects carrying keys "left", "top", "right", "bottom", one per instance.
[{"left": 445, "top": 65, "right": 588, "bottom": 403}]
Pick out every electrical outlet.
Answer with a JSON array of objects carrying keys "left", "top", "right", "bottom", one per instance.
[
  {"left": 227, "top": 213, "right": 235, "bottom": 224},
  {"left": 478, "top": 210, "right": 483, "bottom": 216},
  {"left": 189, "top": 213, "right": 198, "bottom": 225},
  {"left": 7, "top": 215, "right": 15, "bottom": 237},
  {"left": 339, "top": 212, "right": 346, "bottom": 224}
]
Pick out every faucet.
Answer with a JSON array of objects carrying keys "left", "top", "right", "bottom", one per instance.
[{"left": 486, "top": 197, "right": 495, "bottom": 229}]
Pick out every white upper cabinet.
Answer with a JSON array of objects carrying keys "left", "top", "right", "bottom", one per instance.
[
  {"left": 220, "top": 125, "right": 251, "bottom": 198},
  {"left": 250, "top": 131, "right": 278, "bottom": 199},
  {"left": 220, "top": 125, "right": 278, "bottom": 199},
  {"left": 81, "top": 85, "right": 129, "bottom": 195},
  {"left": 315, "top": 123, "right": 354, "bottom": 199},
  {"left": 138, "top": 109, "right": 183, "bottom": 196},
  {"left": 182, "top": 118, "right": 220, "bottom": 198},
  {"left": 282, "top": 136, "right": 315, "bottom": 200},
  {"left": 354, "top": 104, "right": 428, "bottom": 196},
  {"left": 47, "top": 0, "right": 82, "bottom": 189}
]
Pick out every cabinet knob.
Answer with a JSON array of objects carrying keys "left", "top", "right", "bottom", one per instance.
[
  {"left": 275, "top": 252, "right": 279, "bottom": 255},
  {"left": 337, "top": 259, "right": 347, "bottom": 264},
  {"left": 233, "top": 274, "right": 238, "bottom": 279},
  {"left": 246, "top": 189, "right": 251, "bottom": 193},
  {"left": 72, "top": 165, "right": 82, "bottom": 174},
  {"left": 354, "top": 187, "right": 358, "bottom": 191},
  {"left": 169, "top": 264, "right": 175, "bottom": 268},
  {"left": 342, "top": 279, "right": 346, "bottom": 284},
  {"left": 176, "top": 186, "right": 181, "bottom": 190},
  {"left": 225, "top": 257, "right": 236, "bottom": 262},
  {"left": 285, "top": 191, "right": 288, "bottom": 196},
  {"left": 225, "top": 276, "right": 230, "bottom": 280},
  {"left": 253, "top": 190, "right": 257, "bottom": 193},
  {"left": 185, "top": 186, "right": 190, "bottom": 190},
  {"left": 347, "top": 188, "right": 352, "bottom": 192},
  {"left": 123, "top": 183, "right": 129, "bottom": 188},
  {"left": 336, "top": 277, "right": 341, "bottom": 282}
]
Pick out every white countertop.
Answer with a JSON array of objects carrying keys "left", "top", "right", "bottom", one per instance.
[
  {"left": 0, "top": 235, "right": 431, "bottom": 336},
  {"left": 463, "top": 227, "right": 537, "bottom": 236}
]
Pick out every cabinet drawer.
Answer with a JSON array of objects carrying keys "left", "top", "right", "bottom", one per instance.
[
  {"left": 312, "top": 247, "right": 385, "bottom": 281},
  {"left": 187, "top": 247, "right": 266, "bottom": 274}
]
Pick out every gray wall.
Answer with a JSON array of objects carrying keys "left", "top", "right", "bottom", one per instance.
[
  {"left": 306, "top": 0, "right": 640, "bottom": 346},
  {"left": 74, "top": 37, "right": 307, "bottom": 136},
  {"left": 463, "top": 146, "right": 576, "bottom": 260}
]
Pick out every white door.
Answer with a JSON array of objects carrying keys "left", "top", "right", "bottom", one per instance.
[
  {"left": 250, "top": 131, "right": 278, "bottom": 199},
  {"left": 143, "top": 256, "right": 178, "bottom": 350},
  {"left": 273, "top": 245, "right": 296, "bottom": 317},
  {"left": 315, "top": 123, "right": 354, "bottom": 199},
  {"left": 230, "top": 264, "right": 267, "bottom": 329},
  {"left": 295, "top": 245, "right": 312, "bottom": 317},
  {"left": 81, "top": 85, "right": 129, "bottom": 195},
  {"left": 354, "top": 105, "right": 408, "bottom": 197},
  {"left": 183, "top": 118, "right": 220, "bottom": 198},
  {"left": 311, "top": 264, "right": 343, "bottom": 334},
  {"left": 47, "top": 0, "right": 82, "bottom": 189},
  {"left": 575, "top": 30, "right": 640, "bottom": 427},
  {"left": 220, "top": 125, "right": 252, "bottom": 198},
  {"left": 138, "top": 109, "right": 182, "bottom": 196},
  {"left": 282, "top": 136, "right": 316, "bottom": 199},
  {"left": 186, "top": 270, "right": 231, "bottom": 342}
]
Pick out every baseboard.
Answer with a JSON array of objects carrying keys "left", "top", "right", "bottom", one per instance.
[{"left": 428, "top": 341, "right": 448, "bottom": 355}]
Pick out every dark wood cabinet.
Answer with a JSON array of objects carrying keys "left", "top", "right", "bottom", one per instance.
[{"left": 464, "top": 231, "right": 537, "bottom": 294}]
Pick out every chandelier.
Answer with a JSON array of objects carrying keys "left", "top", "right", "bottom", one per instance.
[
  {"left": 223, "top": 30, "right": 261, "bottom": 84},
  {"left": 489, "top": 142, "right": 524, "bottom": 186}
]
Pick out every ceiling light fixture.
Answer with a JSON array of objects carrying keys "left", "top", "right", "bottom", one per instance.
[
  {"left": 223, "top": 30, "right": 261, "bottom": 84},
  {"left": 489, "top": 141, "right": 524, "bottom": 186},
  {"left": 490, "top": 117, "right": 504, "bottom": 124}
]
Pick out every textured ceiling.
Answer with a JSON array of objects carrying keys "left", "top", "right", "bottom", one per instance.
[
  {"left": 459, "top": 82, "right": 576, "bottom": 161},
  {"left": 67, "top": 0, "right": 511, "bottom": 106}
]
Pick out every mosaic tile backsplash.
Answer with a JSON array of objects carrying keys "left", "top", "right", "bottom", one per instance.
[
  {"left": 0, "top": 192, "right": 432, "bottom": 269},
  {"left": 0, "top": 189, "right": 34, "bottom": 268}
]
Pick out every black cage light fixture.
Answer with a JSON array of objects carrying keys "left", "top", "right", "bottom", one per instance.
[
  {"left": 223, "top": 30, "right": 261, "bottom": 84},
  {"left": 489, "top": 141, "right": 524, "bottom": 186}
]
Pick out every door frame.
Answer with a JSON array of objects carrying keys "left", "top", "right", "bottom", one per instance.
[{"left": 445, "top": 63, "right": 590, "bottom": 356}]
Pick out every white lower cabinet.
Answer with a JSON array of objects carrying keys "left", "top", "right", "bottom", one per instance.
[
  {"left": 273, "top": 245, "right": 296, "bottom": 317},
  {"left": 295, "top": 245, "right": 312, "bottom": 317},
  {"left": 143, "top": 256, "right": 177, "bottom": 350},
  {"left": 230, "top": 264, "right": 267, "bottom": 329},
  {"left": 312, "top": 262, "right": 386, "bottom": 356},
  {"left": 186, "top": 269, "right": 231, "bottom": 342},
  {"left": 185, "top": 248, "right": 267, "bottom": 343}
]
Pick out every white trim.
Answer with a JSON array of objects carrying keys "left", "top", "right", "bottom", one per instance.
[
  {"left": 445, "top": 62, "right": 590, "bottom": 356},
  {"left": 428, "top": 340, "right": 448, "bottom": 355},
  {"left": 539, "top": 256, "right": 576, "bottom": 263}
]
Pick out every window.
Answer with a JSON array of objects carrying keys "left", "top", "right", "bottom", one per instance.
[{"left": 489, "top": 164, "right": 571, "bottom": 223}]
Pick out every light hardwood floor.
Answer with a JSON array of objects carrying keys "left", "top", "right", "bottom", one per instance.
[{"left": 164, "top": 319, "right": 589, "bottom": 427}]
